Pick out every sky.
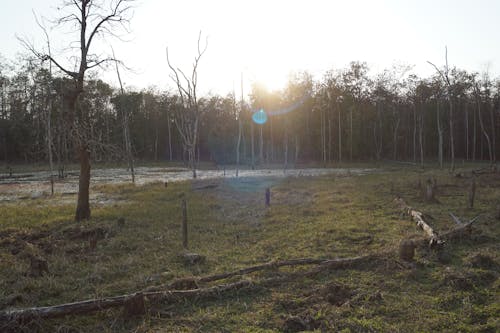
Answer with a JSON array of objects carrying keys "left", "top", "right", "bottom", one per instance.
[{"left": 1, "top": 0, "right": 499, "bottom": 96}]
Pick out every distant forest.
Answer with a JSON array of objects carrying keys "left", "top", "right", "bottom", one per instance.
[{"left": 1, "top": 56, "right": 499, "bottom": 169}]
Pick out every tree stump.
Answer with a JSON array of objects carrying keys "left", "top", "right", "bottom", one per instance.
[
  {"left": 399, "top": 239, "right": 415, "bottom": 262},
  {"left": 29, "top": 256, "right": 49, "bottom": 277},
  {"left": 179, "top": 252, "right": 206, "bottom": 265},
  {"left": 425, "top": 178, "right": 436, "bottom": 202},
  {"left": 123, "top": 293, "right": 145, "bottom": 317},
  {"left": 468, "top": 174, "right": 476, "bottom": 209},
  {"left": 181, "top": 198, "right": 188, "bottom": 249},
  {"left": 265, "top": 188, "right": 270, "bottom": 207},
  {"left": 89, "top": 235, "right": 98, "bottom": 251}
]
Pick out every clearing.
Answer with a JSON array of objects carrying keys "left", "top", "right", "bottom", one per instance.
[{"left": 0, "top": 165, "right": 499, "bottom": 332}]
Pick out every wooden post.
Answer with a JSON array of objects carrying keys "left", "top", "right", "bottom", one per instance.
[
  {"left": 468, "top": 173, "right": 476, "bottom": 209},
  {"left": 181, "top": 197, "right": 188, "bottom": 249},
  {"left": 425, "top": 178, "right": 435, "bottom": 202},
  {"left": 265, "top": 188, "right": 270, "bottom": 207},
  {"left": 399, "top": 239, "right": 415, "bottom": 261}
]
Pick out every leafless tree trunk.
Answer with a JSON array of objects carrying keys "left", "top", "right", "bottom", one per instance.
[
  {"left": 166, "top": 32, "right": 207, "bottom": 179},
  {"left": 473, "top": 99, "right": 477, "bottom": 161},
  {"left": 337, "top": 101, "right": 342, "bottom": 162},
  {"left": 419, "top": 109, "right": 424, "bottom": 169},
  {"left": 321, "top": 107, "right": 326, "bottom": 165},
  {"left": 236, "top": 76, "right": 243, "bottom": 177},
  {"left": 328, "top": 109, "right": 332, "bottom": 162},
  {"left": 489, "top": 100, "right": 496, "bottom": 163},
  {"left": 294, "top": 134, "right": 299, "bottom": 164},
  {"left": 167, "top": 110, "right": 172, "bottom": 161},
  {"left": 349, "top": 105, "right": 353, "bottom": 161},
  {"left": 259, "top": 125, "right": 263, "bottom": 165},
  {"left": 474, "top": 83, "right": 493, "bottom": 164},
  {"left": 428, "top": 47, "right": 454, "bottom": 171},
  {"left": 113, "top": 48, "right": 135, "bottom": 183},
  {"left": 393, "top": 108, "right": 400, "bottom": 160},
  {"left": 284, "top": 118, "right": 289, "bottom": 172},
  {"left": 22, "top": 0, "right": 134, "bottom": 221},
  {"left": 465, "top": 101, "right": 469, "bottom": 160},
  {"left": 37, "top": 19, "right": 55, "bottom": 195},
  {"left": 251, "top": 120, "right": 255, "bottom": 169},
  {"left": 437, "top": 99, "right": 443, "bottom": 168}
]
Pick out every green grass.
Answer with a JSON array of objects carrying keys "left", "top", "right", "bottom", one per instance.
[{"left": 0, "top": 166, "right": 499, "bottom": 332}]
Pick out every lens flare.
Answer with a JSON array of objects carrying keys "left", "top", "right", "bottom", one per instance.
[
  {"left": 252, "top": 109, "right": 268, "bottom": 124},
  {"left": 251, "top": 94, "right": 310, "bottom": 125}
]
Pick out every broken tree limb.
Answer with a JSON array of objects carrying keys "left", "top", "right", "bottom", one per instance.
[
  {"left": 441, "top": 214, "right": 481, "bottom": 241},
  {"left": 0, "top": 281, "right": 253, "bottom": 325},
  {"left": 199, "top": 258, "right": 326, "bottom": 283},
  {"left": 394, "top": 197, "right": 442, "bottom": 246},
  {"left": 0, "top": 253, "right": 379, "bottom": 325}
]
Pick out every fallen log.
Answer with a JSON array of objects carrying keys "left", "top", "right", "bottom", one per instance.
[
  {"left": 394, "top": 197, "right": 442, "bottom": 246},
  {"left": 0, "top": 254, "right": 378, "bottom": 325}
]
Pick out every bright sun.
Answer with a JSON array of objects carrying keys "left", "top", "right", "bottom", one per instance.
[{"left": 250, "top": 65, "right": 289, "bottom": 92}]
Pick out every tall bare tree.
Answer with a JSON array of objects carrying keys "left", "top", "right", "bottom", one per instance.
[
  {"left": 166, "top": 32, "right": 207, "bottom": 179},
  {"left": 428, "top": 47, "right": 455, "bottom": 171},
  {"left": 22, "top": 0, "right": 134, "bottom": 221}
]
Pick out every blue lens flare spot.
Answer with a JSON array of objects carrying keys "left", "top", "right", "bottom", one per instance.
[{"left": 252, "top": 109, "right": 268, "bottom": 124}]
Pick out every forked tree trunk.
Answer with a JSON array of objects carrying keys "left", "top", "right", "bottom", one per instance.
[{"left": 476, "top": 89, "right": 493, "bottom": 164}]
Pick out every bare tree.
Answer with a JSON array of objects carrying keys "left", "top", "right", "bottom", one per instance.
[
  {"left": 473, "top": 79, "right": 493, "bottom": 165},
  {"left": 236, "top": 73, "right": 244, "bottom": 177},
  {"left": 112, "top": 47, "right": 134, "bottom": 183},
  {"left": 428, "top": 47, "right": 455, "bottom": 172},
  {"left": 21, "top": 0, "right": 134, "bottom": 221},
  {"left": 166, "top": 32, "right": 208, "bottom": 179}
]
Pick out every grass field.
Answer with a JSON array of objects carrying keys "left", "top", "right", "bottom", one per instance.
[{"left": 0, "top": 166, "right": 499, "bottom": 332}]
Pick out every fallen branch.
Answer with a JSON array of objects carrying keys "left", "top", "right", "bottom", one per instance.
[
  {"left": 441, "top": 214, "right": 481, "bottom": 241},
  {"left": 394, "top": 197, "right": 442, "bottom": 246},
  {"left": 0, "top": 253, "right": 378, "bottom": 326}
]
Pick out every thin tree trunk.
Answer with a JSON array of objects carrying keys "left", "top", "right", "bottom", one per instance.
[
  {"left": 114, "top": 51, "right": 135, "bottom": 183},
  {"left": 349, "top": 106, "right": 353, "bottom": 161},
  {"left": 251, "top": 121, "right": 255, "bottom": 169},
  {"left": 465, "top": 102, "right": 469, "bottom": 160},
  {"left": 489, "top": 100, "right": 496, "bottom": 163},
  {"left": 328, "top": 110, "right": 332, "bottom": 162},
  {"left": 413, "top": 104, "right": 417, "bottom": 162},
  {"left": 284, "top": 119, "right": 288, "bottom": 172},
  {"left": 449, "top": 94, "right": 455, "bottom": 172},
  {"left": 393, "top": 110, "right": 400, "bottom": 160},
  {"left": 294, "top": 134, "right": 299, "bottom": 164},
  {"left": 476, "top": 90, "right": 493, "bottom": 163},
  {"left": 167, "top": 113, "right": 172, "bottom": 161},
  {"left": 338, "top": 102, "right": 342, "bottom": 162},
  {"left": 473, "top": 100, "right": 477, "bottom": 161},
  {"left": 259, "top": 125, "right": 263, "bottom": 166},
  {"left": 75, "top": 145, "right": 91, "bottom": 221},
  {"left": 437, "top": 99, "right": 443, "bottom": 168},
  {"left": 321, "top": 108, "right": 326, "bottom": 165},
  {"left": 419, "top": 110, "right": 424, "bottom": 169}
]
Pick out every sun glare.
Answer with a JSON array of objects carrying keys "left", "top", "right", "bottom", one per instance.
[{"left": 251, "top": 65, "right": 289, "bottom": 92}]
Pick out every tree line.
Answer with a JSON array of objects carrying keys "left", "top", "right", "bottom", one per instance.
[{"left": 1, "top": 56, "right": 499, "bottom": 171}]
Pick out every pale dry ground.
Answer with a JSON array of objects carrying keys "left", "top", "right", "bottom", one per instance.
[{"left": 0, "top": 167, "right": 377, "bottom": 205}]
